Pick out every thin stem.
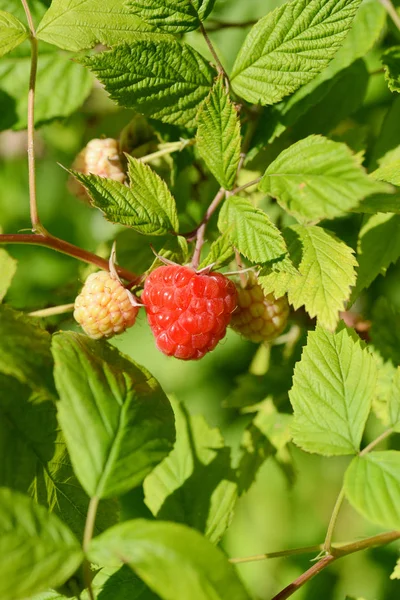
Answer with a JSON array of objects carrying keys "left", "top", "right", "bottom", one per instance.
[
  {"left": 205, "top": 19, "right": 258, "bottom": 31},
  {"left": 229, "top": 176, "right": 262, "bottom": 197},
  {"left": 332, "top": 530, "right": 400, "bottom": 557},
  {"left": 28, "top": 303, "right": 75, "bottom": 317},
  {"left": 359, "top": 428, "right": 394, "bottom": 456},
  {"left": 138, "top": 140, "right": 194, "bottom": 164},
  {"left": 229, "top": 544, "right": 323, "bottom": 564},
  {"left": 271, "top": 554, "right": 335, "bottom": 600},
  {"left": 0, "top": 234, "right": 140, "bottom": 284},
  {"left": 191, "top": 188, "right": 226, "bottom": 268},
  {"left": 380, "top": 0, "right": 400, "bottom": 31},
  {"left": 323, "top": 486, "right": 345, "bottom": 552},
  {"left": 20, "top": 0, "right": 43, "bottom": 233},
  {"left": 199, "top": 22, "right": 229, "bottom": 82},
  {"left": 83, "top": 496, "right": 99, "bottom": 600}
]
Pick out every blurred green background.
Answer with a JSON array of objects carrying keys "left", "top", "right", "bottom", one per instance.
[{"left": 1, "top": 0, "right": 400, "bottom": 598}]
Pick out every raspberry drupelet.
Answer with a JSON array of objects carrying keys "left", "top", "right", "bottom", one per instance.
[
  {"left": 142, "top": 265, "right": 238, "bottom": 360},
  {"left": 230, "top": 274, "right": 289, "bottom": 343},
  {"left": 74, "top": 271, "right": 138, "bottom": 339}
]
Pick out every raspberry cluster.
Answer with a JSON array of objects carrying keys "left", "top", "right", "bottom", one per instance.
[
  {"left": 230, "top": 276, "right": 289, "bottom": 342},
  {"left": 142, "top": 265, "right": 237, "bottom": 360},
  {"left": 74, "top": 271, "right": 138, "bottom": 339},
  {"left": 69, "top": 138, "right": 126, "bottom": 201}
]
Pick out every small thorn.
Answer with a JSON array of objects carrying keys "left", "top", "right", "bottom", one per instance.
[
  {"left": 126, "top": 289, "right": 144, "bottom": 308},
  {"left": 109, "top": 241, "right": 122, "bottom": 282},
  {"left": 195, "top": 263, "right": 216, "bottom": 274}
]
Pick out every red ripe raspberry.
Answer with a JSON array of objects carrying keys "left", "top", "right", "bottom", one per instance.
[
  {"left": 69, "top": 138, "right": 126, "bottom": 202},
  {"left": 142, "top": 265, "right": 237, "bottom": 360},
  {"left": 74, "top": 271, "right": 138, "bottom": 339},
  {"left": 230, "top": 275, "right": 289, "bottom": 343}
]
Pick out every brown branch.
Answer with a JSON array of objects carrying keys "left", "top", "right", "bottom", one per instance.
[{"left": 0, "top": 234, "right": 140, "bottom": 284}]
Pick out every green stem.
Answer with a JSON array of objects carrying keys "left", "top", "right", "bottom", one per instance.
[
  {"left": 191, "top": 187, "right": 226, "bottom": 268},
  {"left": 199, "top": 22, "right": 229, "bottom": 82},
  {"left": 359, "top": 427, "right": 394, "bottom": 456},
  {"left": 28, "top": 303, "right": 75, "bottom": 317},
  {"left": 83, "top": 496, "right": 99, "bottom": 600},
  {"left": 379, "top": 0, "right": 400, "bottom": 31},
  {"left": 229, "top": 544, "right": 323, "bottom": 564},
  {"left": 0, "top": 233, "right": 140, "bottom": 284},
  {"left": 138, "top": 140, "right": 194, "bottom": 164},
  {"left": 323, "top": 486, "right": 345, "bottom": 553}
]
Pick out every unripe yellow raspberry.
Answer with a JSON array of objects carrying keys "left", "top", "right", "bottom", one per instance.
[
  {"left": 69, "top": 138, "right": 126, "bottom": 201},
  {"left": 230, "top": 275, "right": 289, "bottom": 343},
  {"left": 74, "top": 271, "right": 138, "bottom": 339}
]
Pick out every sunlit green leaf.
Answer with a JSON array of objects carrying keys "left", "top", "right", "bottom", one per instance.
[
  {"left": 82, "top": 39, "right": 214, "bottom": 127},
  {"left": 89, "top": 520, "right": 251, "bottom": 600},
  {"left": 382, "top": 46, "right": 400, "bottom": 94},
  {"left": 218, "top": 195, "right": 287, "bottom": 264},
  {"left": 127, "top": 0, "right": 216, "bottom": 33},
  {"left": 0, "top": 10, "right": 28, "bottom": 57},
  {"left": 0, "top": 248, "right": 16, "bottom": 302},
  {"left": 231, "top": 0, "right": 362, "bottom": 105},
  {"left": 345, "top": 451, "right": 400, "bottom": 529},
  {"left": 289, "top": 325, "right": 376, "bottom": 455},
  {"left": 259, "top": 225, "right": 357, "bottom": 331},
  {"left": 196, "top": 77, "right": 241, "bottom": 190},
  {"left": 260, "top": 136, "right": 384, "bottom": 222}
]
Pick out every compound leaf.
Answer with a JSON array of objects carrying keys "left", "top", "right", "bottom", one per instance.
[
  {"left": 0, "top": 10, "right": 28, "bottom": 57},
  {"left": 88, "top": 520, "right": 251, "bottom": 600},
  {"left": 52, "top": 333, "right": 175, "bottom": 499},
  {"left": 345, "top": 452, "right": 400, "bottom": 529},
  {"left": 196, "top": 77, "right": 241, "bottom": 190},
  {"left": 231, "top": 0, "right": 362, "bottom": 105},
  {"left": 259, "top": 225, "right": 357, "bottom": 331},
  {"left": 218, "top": 195, "right": 287, "bottom": 264},
  {"left": 127, "top": 0, "right": 216, "bottom": 33},
  {"left": 0, "top": 488, "right": 83, "bottom": 600},
  {"left": 260, "top": 136, "right": 384, "bottom": 222},
  {"left": 82, "top": 39, "right": 214, "bottom": 127},
  {"left": 289, "top": 326, "right": 377, "bottom": 455}
]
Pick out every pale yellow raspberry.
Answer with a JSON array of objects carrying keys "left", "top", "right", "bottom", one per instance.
[
  {"left": 230, "top": 275, "right": 289, "bottom": 343},
  {"left": 74, "top": 271, "right": 138, "bottom": 339},
  {"left": 69, "top": 138, "right": 126, "bottom": 201}
]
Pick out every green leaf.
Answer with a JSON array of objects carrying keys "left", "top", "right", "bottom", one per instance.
[
  {"left": 198, "top": 232, "right": 234, "bottom": 270},
  {"left": 354, "top": 191, "right": 400, "bottom": 214},
  {"left": 98, "top": 565, "right": 159, "bottom": 600},
  {"left": 344, "top": 451, "right": 400, "bottom": 529},
  {"left": 259, "top": 225, "right": 357, "bottom": 331},
  {"left": 289, "top": 326, "right": 377, "bottom": 455},
  {"left": 196, "top": 77, "right": 241, "bottom": 190},
  {"left": 70, "top": 159, "right": 179, "bottom": 235},
  {"left": 0, "top": 373, "right": 117, "bottom": 539},
  {"left": 263, "top": 0, "right": 387, "bottom": 144},
  {"left": 88, "top": 520, "right": 251, "bottom": 600},
  {"left": 0, "top": 248, "right": 16, "bottom": 302},
  {"left": 52, "top": 332, "right": 175, "bottom": 499},
  {"left": 371, "top": 160, "right": 400, "bottom": 187},
  {"left": 0, "top": 488, "right": 83, "bottom": 600},
  {"left": 382, "top": 46, "right": 400, "bottom": 94},
  {"left": 371, "top": 298, "right": 400, "bottom": 367},
  {"left": 144, "top": 400, "right": 237, "bottom": 544},
  {"left": 260, "top": 136, "right": 383, "bottom": 222},
  {"left": 0, "top": 10, "right": 28, "bottom": 57},
  {"left": 0, "top": 48, "right": 93, "bottom": 130},
  {"left": 351, "top": 213, "right": 400, "bottom": 300},
  {"left": 82, "top": 40, "right": 214, "bottom": 127},
  {"left": 37, "top": 0, "right": 155, "bottom": 51},
  {"left": 391, "top": 559, "right": 400, "bottom": 580},
  {"left": 237, "top": 399, "right": 292, "bottom": 493},
  {"left": 231, "top": 0, "right": 362, "bottom": 105},
  {"left": 127, "top": 0, "right": 216, "bottom": 33},
  {"left": 0, "top": 305, "right": 55, "bottom": 393},
  {"left": 218, "top": 195, "right": 287, "bottom": 264},
  {"left": 374, "top": 364, "right": 400, "bottom": 432}
]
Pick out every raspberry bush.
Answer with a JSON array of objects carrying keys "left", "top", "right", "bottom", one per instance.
[{"left": 1, "top": 1, "right": 400, "bottom": 600}]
